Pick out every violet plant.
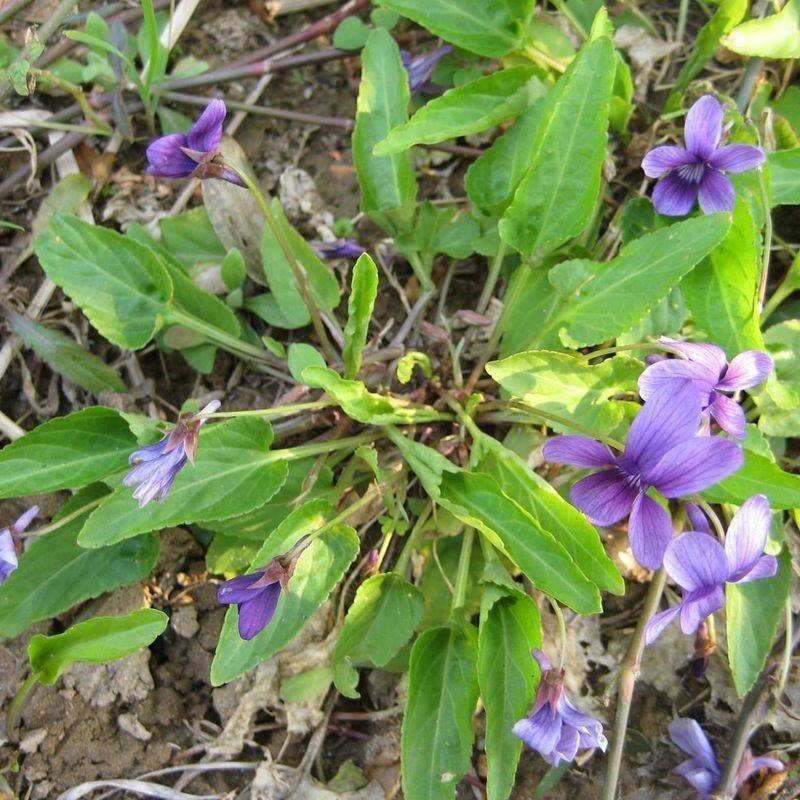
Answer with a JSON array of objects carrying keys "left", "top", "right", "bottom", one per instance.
[{"left": 1, "top": 1, "right": 797, "bottom": 799}]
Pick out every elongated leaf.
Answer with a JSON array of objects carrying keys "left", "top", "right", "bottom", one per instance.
[
  {"left": 303, "top": 366, "right": 444, "bottom": 424},
  {"left": 768, "top": 148, "right": 800, "bottom": 205},
  {"left": 486, "top": 350, "right": 640, "bottom": 434},
  {"left": 353, "top": 29, "right": 417, "bottom": 231},
  {"left": 78, "top": 418, "right": 288, "bottom": 547},
  {"left": 522, "top": 213, "right": 730, "bottom": 350},
  {"left": 375, "top": 68, "right": 543, "bottom": 155},
  {"left": 343, "top": 254, "right": 378, "bottom": 380},
  {"left": 34, "top": 214, "right": 173, "bottom": 349},
  {"left": 211, "top": 524, "right": 359, "bottom": 685},
  {"left": 381, "top": 0, "right": 533, "bottom": 57},
  {"left": 499, "top": 37, "right": 615, "bottom": 260},
  {"left": 681, "top": 201, "right": 763, "bottom": 354},
  {"left": 159, "top": 206, "right": 226, "bottom": 269},
  {"left": 402, "top": 624, "right": 479, "bottom": 800},
  {"left": 440, "top": 471, "right": 602, "bottom": 613},
  {"left": 727, "top": 547, "right": 791, "bottom": 696},
  {"left": 0, "top": 407, "right": 136, "bottom": 498},
  {"left": 28, "top": 608, "right": 168, "bottom": 684},
  {"left": 473, "top": 435, "right": 623, "bottom": 594},
  {"left": 332, "top": 572, "right": 424, "bottom": 698},
  {"left": 0, "top": 486, "right": 158, "bottom": 637},
  {"left": 722, "top": 0, "right": 800, "bottom": 58},
  {"left": 479, "top": 590, "right": 541, "bottom": 800},
  {"left": 702, "top": 450, "right": 800, "bottom": 509},
  {"left": 9, "top": 312, "right": 126, "bottom": 394}
]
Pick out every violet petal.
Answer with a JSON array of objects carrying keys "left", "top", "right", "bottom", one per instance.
[
  {"left": 542, "top": 435, "right": 615, "bottom": 468},
  {"left": 664, "top": 532, "right": 728, "bottom": 591},
  {"left": 237, "top": 581, "right": 282, "bottom": 640},
  {"left": 708, "top": 143, "right": 765, "bottom": 174},
  {"left": 641, "top": 145, "right": 695, "bottom": 178},
  {"left": 724, "top": 494, "right": 771, "bottom": 581},
  {"left": 187, "top": 98, "right": 226, "bottom": 152},
  {"left": 697, "top": 169, "right": 735, "bottom": 213},
  {"left": 569, "top": 470, "right": 637, "bottom": 526},
  {"left": 652, "top": 171, "right": 698, "bottom": 216},
  {"left": 708, "top": 393, "right": 746, "bottom": 439},
  {"left": 684, "top": 95, "right": 724, "bottom": 160},
  {"left": 644, "top": 603, "right": 682, "bottom": 645},
  {"left": 658, "top": 337, "right": 728, "bottom": 377},
  {"left": 628, "top": 492, "right": 673, "bottom": 570},
  {"left": 638, "top": 359, "right": 718, "bottom": 403},
  {"left": 679, "top": 585, "right": 725, "bottom": 634},
  {"left": 717, "top": 350, "right": 774, "bottom": 391}
]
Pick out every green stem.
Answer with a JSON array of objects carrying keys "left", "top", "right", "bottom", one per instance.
[
  {"left": 200, "top": 400, "right": 334, "bottom": 420},
  {"left": 550, "top": 0, "right": 588, "bottom": 39},
  {"left": 224, "top": 163, "right": 339, "bottom": 362},
  {"left": 267, "top": 431, "right": 379, "bottom": 464},
  {"left": 582, "top": 342, "right": 661, "bottom": 361},
  {"left": 476, "top": 241, "right": 507, "bottom": 316},
  {"left": 757, "top": 169, "right": 773, "bottom": 313},
  {"left": 407, "top": 252, "right": 434, "bottom": 292},
  {"left": 35, "top": 70, "right": 112, "bottom": 134},
  {"left": 6, "top": 673, "right": 38, "bottom": 743},
  {"left": 21, "top": 496, "right": 104, "bottom": 538},
  {"left": 451, "top": 528, "right": 474, "bottom": 613},
  {"left": 549, "top": 598, "right": 568, "bottom": 671},
  {"left": 394, "top": 500, "right": 433, "bottom": 577}
]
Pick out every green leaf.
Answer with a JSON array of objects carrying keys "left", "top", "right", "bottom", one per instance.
[
  {"left": 28, "top": 608, "right": 168, "bottom": 685},
  {"left": 514, "top": 214, "right": 730, "bottom": 351},
  {"left": 211, "top": 524, "right": 359, "bottom": 685},
  {"left": 332, "top": 572, "right": 424, "bottom": 698},
  {"left": 0, "top": 486, "right": 159, "bottom": 638},
  {"left": 702, "top": 450, "right": 800, "bottom": 509},
  {"left": 0, "top": 407, "right": 136, "bottom": 498},
  {"left": 343, "top": 254, "right": 379, "bottom": 379},
  {"left": 78, "top": 418, "right": 288, "bottom": 547},
  {"left": 280, "top": 666, "right": 333, "bottom": 702},
  {"left": 478, "top": 591, "right": 541, "bottom": 800},
  {"left": 333, "top": 16, "right": 370, "bottom": 50},
  {"left": 401, "top": 624, "right": 479, "bottom": 800},
  {"left": 353, "top": 29, "right": 418, "bottom": 232},
  {"left": 722, "top": 0, "right": 800, "bottom": 58},
  {"left": 756, "top": 320, "right": 800, "bottom": 437},
  {"left": 473, "top": 435, "right": 624, "bottom": 594},
  {"left": 727, "top": 547, "right": 791, "bottom": 696},
  {"left": 34, "top": 214, "right": 173, "bottom": 349},
  {"left": 8, "top": 312, "right": 126, "bottom": 394},
  {"left": 288, "top": 343, "right": 326, "bottom": 384},
  {"left": 159, "top": 207, "right": 226, "bottom": 269},
  {"left": 499, "top": 37, "right": 615, "bottom": 260},
  {"left": 32, "top": 173, "right": 92, "bottom": 239},
  {"left": 381, "top": 0, "right": 534, "bottom": 57},
  {"left": 221, "top": 248, "right": 247, "bottom": 291},
  {"left": 303, "top": 366, "right": 445, "bottom": 424},
  {"left": 440, "top": 471, "right": 602, "bottom": 613},
  {"left": 768, "top": 148, "right": 800, "bottom": 205},
  {"left": 486, "top": 350, "right": 640, "bottom": 435},
  {"left": 375, "top": 68, "right": 543, "bottom": 155}
]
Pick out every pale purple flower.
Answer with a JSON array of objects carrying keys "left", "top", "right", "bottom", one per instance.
[
  {"left": 513, "top": 649, "right": 607, "bottom": 766},
  {"left": 639, "top": 337, "right": 774, "bottom": 439},
  {"left": 123, "top": 400, "right": 221, "bottom": 507},
  {"left": 642, "top": 95, "right": 765, "bottom": 215},
  {"left": 542, "top": 382, "right": 743, "bottom": 569},
  {"left": 315, "top": 238, "right": 366, "bottom": 260},
  {"left": 400, "top": 45, "right": 453, "bottom": 93},
  {"left": 645, "top": 494, "right": 778, "bottom": 644},
  {"left": 668, "top": 718, "right": 782, "bottom": 798},
  {"left": 0, "top": 506, "right": 38, "bottom": 583},
  {"left": 146, "top": 100, "right": 245, "bottom": 186}
]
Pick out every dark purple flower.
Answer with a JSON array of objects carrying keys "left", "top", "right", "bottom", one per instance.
[
  {"left": 217, "top": 540, "right": 306, "bottom": 640},
  {"left": 669, "top": 718, "right": 782, "bottom": 799},
  {"left": 542, "top": 382, "right": 743, "bottom": 569},
  {"left": 640, "top": 337, "right": 774, "bottom": 439},
  {"left": 642, "top": 95, "right": 765, "bottom": 215},
  {"left": 0, "top": 506, "right": 38, "bottom": 583},
  {"left": 146, "top": 100, "right": 245, "bottom": 186},
  {"left": 400, "top": 45, "right": 453, "bottom": 93},
  {"left": 645, "top": 494, "right": 778, "bottom": 644},
  {"left": 123, "top": 400, "right": 220, "bottom": 507},
  {"left": 513, "top": 649, "right": 607, "bottom": 766},
  {"left": 315, "top": 238, "right": 366, "bottom": 260}
]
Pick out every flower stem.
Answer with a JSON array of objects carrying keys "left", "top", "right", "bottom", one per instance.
[
  {"left": 199, "top": 400, "right": 334, "bottom": 420},
  {"left": 582, "top": 342, "right": 660, "bottom": 361},
  {"left": 21, "top": 496, "right": 104, "bottom": 538},
  {"left": 757, "top": 169, "right": 773, "bottom": 313},
  {"left": 394, "top": 500, "right": 433, "bottom": 577},
  {"left": 451, "top": 528, "right": 475, "bottom": 613},
  {"left": 267, "top": 431, "right": 379, "bottom": 463},
  {"left": 549, "top": 598, "right": 568, "bottom": 671},
  {"left": 6, "top": 673, "right": 38, "bottom": 743}
]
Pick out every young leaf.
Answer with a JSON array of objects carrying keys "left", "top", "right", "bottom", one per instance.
[
  {"left": 499, "top": 37, "right": 615, "bottom": 261},
  {"left": 288, "top": 343, "right": 327, "bottom": 384},
  {"left": 28, "top": 608, "right": 168, "bottom": 684},
  {"left": 381, "top": 0, "right": 534, "bottom": 57},
  {"left": 353, "top": 29, "right": 418, "bottom": 232},
  {"left": 727, "top": 547, "right": 791, "bottom": 696},
  {"left": 0, "top": 407, "right": 137, "bottom": 498},
  {"left": 479, "top": 590, "right": 541, "bottom": 800},
  {"left": 402, "top": 624, "right": 480, "bottom": 800},
  {"left": 78, "top": 418, "right": 289, "bottom": 547},
  {"left": 210, "top": 524, "right": 359, "bottom": 685},
  {"left": 768, "top": 148, "right": 800, "bottom": 205},
  {"left": 375, "top": 68, "right": 543, "bottom": 155},
  {"left": 332, "top": 572, "right": 424, "bottom": 698},
  {"left": 722, "top": 0, "right": 800, "bottom": 58},
  {"left": 0, "top": 486, "right": 159, "bottom": 638},
  {"left": 8, "top": 312, "right": 126, "bottom": 394},
  {"left": 440, "top": 471, "right": 602, "bottom": 613},
  {"left": 702, "top": 450, "right": 800, "bottom": 509},
  {"left": 343, "top": 254, "right": 379, "bottom": 379},
  {"left": 34, "top": 214, "right": 173, "bottom": 349}
]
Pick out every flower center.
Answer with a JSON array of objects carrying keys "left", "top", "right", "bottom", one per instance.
[
  {"left": 674, "top": 162, "right": 707, "bottom": 184},
  {"left": 613, "top": 456, "right": 644, "bottom": 492}
]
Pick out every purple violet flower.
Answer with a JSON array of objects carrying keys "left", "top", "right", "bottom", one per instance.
[
  {"left": 315, "top": 238, "right": 366, "bottom": 260},
  {"left": 639, "top": 337, "right": 773, "bottom": 439},
  {"left": 645, "top": 494, "right": 778, "bottom": 644},
  {"left": 642, "top": 95, "right": 765, "bottom": 216},
  {"left": 217, "top": 539, "right": 306, "bottom": 639},
  {"left": 512, "top": 649, "right": 607, "bottom": 766},
  {"left": 542, "top": 382, "right": 743, "bottom": 569},
  {"left": 0, "top": 506, "right": 38, "bottom": 583},
  {"left": 668, "top": 718, "right": 782, "bottom": 798},
  {"left": 400, "top": 45, "right": 453, "bottom": 93},
  {"left": 123, "top": 400, "right": 221, "bottom": 508},
  {"left": 146, "top": 100, "right": 245, "bottom": 186}
]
